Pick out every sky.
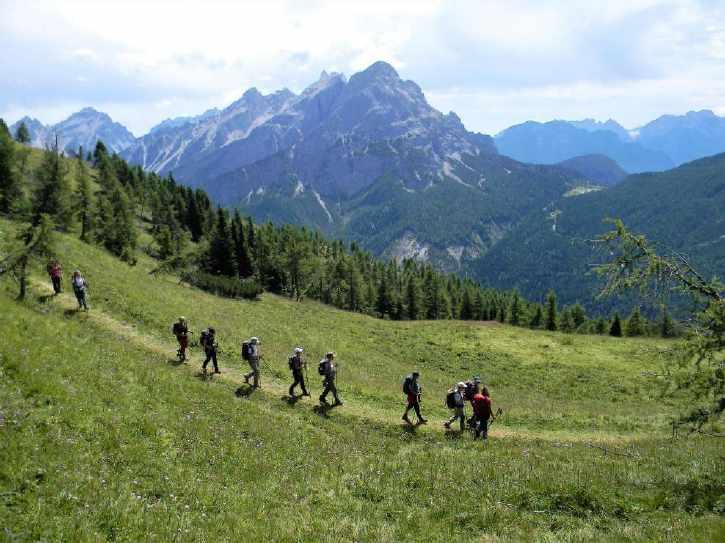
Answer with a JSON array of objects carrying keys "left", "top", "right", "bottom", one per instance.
[{"left": 1, "top": 0, "right": 724, "bottom": 136}]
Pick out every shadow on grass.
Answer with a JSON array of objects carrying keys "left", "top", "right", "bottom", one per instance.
[
  {"left": 167, "top": 358, "right": 185, "bottom": 367},
  {"left": 313, "top": 403, "right": 333, "bottom": 418},
  {"left": 235, "top": 385, "right": 256, "bottom": 398},
  {"left": 37, "top": 293, "right": 56, "bottom": 304},
  {"left": 63, "top": 308, "right": 81, "bottom": 317},
  {"left": 282, "top": 394, "right": 302, "bottom": 406}
]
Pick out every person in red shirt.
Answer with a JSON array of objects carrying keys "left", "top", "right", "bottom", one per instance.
[
  {"left": 47, "top": 260, "right": 62, "bottom": 295},
  {"left": 472, "top": 386, "right": 495, "bottom": 440}
]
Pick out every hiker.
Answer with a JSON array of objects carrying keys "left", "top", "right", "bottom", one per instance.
[
  {"left": 71, "top": 270, "right": 89, "bottom": 311},
  {"left": 288, "top": 347, "right": 309, "bottom": 397},
  {"left": 464, "top": 376, "right": 481, "bottom": 429},
  {"left": 444, "top": 382, "right": 466, "bottom": 431},
  {"left": 172, "top": 316, "right": 189, "bottom": 362},
  {"left": 243, "top": 336, "right": 261, "bottom": 388},
  {"left": 402, "top": 371, "right": 427, "bottom": 425},
  {"left": 472, "top": 386, "right": 496, "bottom": 440},
  {"left": 47, "top": 260, "right": 62, "bottom": 294},
  {"left": 318, "top": 352, "right": 342, "bottom": 406},
  {"left": 200, "top": 328, "right": 220, "bottom": 375}
]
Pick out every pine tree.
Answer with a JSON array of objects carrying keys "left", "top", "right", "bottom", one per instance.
[
  {"left": 559, "top": 308, "right": 575, "bottom": 333},
  {"left": 32, "top": 137, "right": 72, "bottom": 230},
  {"left": 545, "top": 290, "right": 558, "bottom": 331},
  {"left": 529, "top": 304, "right": 543, "bottom": 328},
  {"left": 108, "top": 185, "right": 137, "bottom": 262},
  {"left": 571, "top": 303, "right": 586, "bottom": 330},
  {"left": 93, "top": 140, "right": 108, "bottom": 166},
  {"left": 626, "top": 306, "right": 645, "bottom": 337},
  {"left": 0, "top": 125, "right": 21, "bottom": 214},
  {"left": 460, "top": 288, "right": 474, "bottom": 320},
  {"left": 405, "top": 276, "right": 422, "bottom": 320},
  {"left": 15, "top": 122, "right": 31, "bottom": 144},
  {"left": 204, "top": 208, "right": 235, "bottom": 275},
  {"left": 0, "top": 119, "right": 9, "bottom": 137},
  {"left": 74, "top": 156, "right": 93, "bottom": 241},
  {"left": 594, "top": 318, "right": 608, "bottom": 334},
  {"left": 609, "top": 313, "right": 623, "bottom": 337},
  {"left": 659, "top": 305, "right": 675, "bottom": 338},
  {"left": 509, "top": 291, "right": 522, "bottom": 325},
  {"left": 0, "top": 214, "right": 54, "bottom": 299}
]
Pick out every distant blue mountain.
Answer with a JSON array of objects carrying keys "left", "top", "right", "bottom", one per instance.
[{"left": 495, "top": 120, "right": 673, "bottom": 173}]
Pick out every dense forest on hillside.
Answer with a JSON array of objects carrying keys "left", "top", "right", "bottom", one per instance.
[{"left": 0, "top": 121, "right": 676, "bottom": 337}]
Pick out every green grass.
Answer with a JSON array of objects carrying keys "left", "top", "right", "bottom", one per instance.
[{"left": 1, "top": 222, "right": 723, "bottom": 541}]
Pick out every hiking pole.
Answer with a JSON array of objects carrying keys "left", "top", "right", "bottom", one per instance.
[{"left": 488, "top": 407, "right": 504, "bottom": 428}]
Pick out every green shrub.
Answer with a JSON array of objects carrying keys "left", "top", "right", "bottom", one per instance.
[{"left": 182, "top": 271, "right": 261, "bottom": 300}]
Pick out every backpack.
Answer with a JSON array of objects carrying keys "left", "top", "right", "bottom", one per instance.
[
  {"left": 288, "top": 356, "right": 295, "bottom": 370},
  {"left": 402, "top": 375, "right": 413, "bottom": 395},
  {"left": 318, "top": 360, "right": 328, "bottom": 376},
  {"left": 200, "top": 330, "right": 210, "bottom": 348},
  {"left": 446, "top": 391, "right": 457, "bottom": 409},
  {"left": 241, "top": 341, "right": 251, "bottom": 360}
]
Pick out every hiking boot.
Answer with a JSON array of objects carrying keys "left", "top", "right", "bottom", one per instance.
[
  {"left": 333, "top": 400, "right": 343, "bottom": 406},
  {"left": 319, "top": 396, "right": 328, "bottom": 405},
  {"left": 402, "top": 414, "right": 411, "bottom": 425},
  {"left": 214, "top": 370, "right": 221, "bottom": 374},
  {"left": 443, "top": 421, "right": 451, "bottom": 429},
  {"left": 244, "top": 375, "right": 250, "bottom": 385},
  {"left": 302, "top": 392, "right": 310, "bottom": 397},
  {"left": 418, "top": 418, "right": 428, "bottom": 425}
]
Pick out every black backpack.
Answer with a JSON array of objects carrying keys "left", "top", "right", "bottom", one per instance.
[
  {"left": 446, "top": 391, "right": 457, "bottom": 409},
  {"left": 241, "top": 342, "right": 251, "bottom": 360},
  {"left": 200, "top": 330, "right": 210, "bottom": 347},
  {"left": 288, "top": 356, "right": 295, "bottom": 370},
  {"left": 403, "top": 375, "right": 413, "bottom": 395},
  {"left": 318, "top": 360, "right": 328, "bottom": 376}
]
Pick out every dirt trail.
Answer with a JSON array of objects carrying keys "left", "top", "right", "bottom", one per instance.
[{"left": 33, "top": 278, "right": 648, "bottom": 445}]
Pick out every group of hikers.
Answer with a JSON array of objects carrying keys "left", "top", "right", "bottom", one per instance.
[
  {"left": 171, "top": 316, "right": 496, "bottom": 436},
  {"left": 46, "top": 260, "right": 90, "bottom": 311},
  {"left": 45, "top": 266, "right": 496, "bottom": 437}
]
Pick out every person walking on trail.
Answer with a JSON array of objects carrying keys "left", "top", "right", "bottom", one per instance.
[
  {"left": 472, "top": 386, "right": 496, "bottom": 440},
  {"left": 402, "top": 372, "right": 427, "bottom": 425},
  {"left": 71, "top": 270, "right": 89, "bottom": 311},
  {"left": 464, "top": 376, "right": 481, "bottom": 429},
  {"left": 172, "top": 316, "right": 189, "bottom": 362},
  {"left": 288, "top": 347, "right": 310, "bottom": 397},
  {"left": 444, "top": 382, "right": 466, "bottom": 431},
  {"left": 319, "top": 352, "right": 342, "bottom": 406},
  {"left": 47, "top": 260, "right": 62, "bottom": 295},
  {"left": 243, "top": 337, "right": 262, "bottom": 388},
  {"left": 201, "top": 328, "right": 220, "bottom": 375}
]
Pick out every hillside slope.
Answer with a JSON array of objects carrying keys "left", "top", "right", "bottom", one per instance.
[
  {"left": 472, "top": 152, "right": 725, "bottom": 313},
  {"left": 1, "top": 223, "right": 723, "bottom": 541}
]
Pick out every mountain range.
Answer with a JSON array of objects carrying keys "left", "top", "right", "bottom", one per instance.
[
  {"left": 7, "top": 62, "right": 724, "bottom": 311},
  {"left": 10, "top": 107, "right": 135, "bottom": 154}
]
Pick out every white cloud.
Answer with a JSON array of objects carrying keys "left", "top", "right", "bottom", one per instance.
[{"left": 1, "top": 0, "right": 723, "bottom": 135}]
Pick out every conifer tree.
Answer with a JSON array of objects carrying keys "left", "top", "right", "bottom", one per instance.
[
  {"left": 74, "top": 156, "right": 93, "bottom": 241},
  {"left": 32, "top": 137, "right": 72, "bottom": 230},
  {"left": 626, "top": 306, "right": 645, "bottom": 337},
  {"left": 93, "top": 140, "right": 108, "bottom": 166},
  {"left": 460, "top": 287, "right": 474, "bottom": 320},
  {"left": 0, "top": 119, "right": 9, "bottom": 137},
  {"left": 0, "top": 214, "right": 54, "bottom": 299},
  {"left": 405, "top": 276, "right": 422, "bottom": 320},
  {"left": 571, "top": 303, "right": 586, "bottom": 330},
  {"left": 559, "top": 308, "right": 576, "bottom": 333},
  {"left": 0, "top": 124, "right": 21, "bottom": 214},
  {"left": 529, "top": 304, "right": 543, "bottom": 328},
  {"left": 545, "top": 290, "right": 558, "bottom": 331},
  {"left": 659, "top": 305, "right": 675, "bottom": 338},
  {"left": 610, "top": 313, "right": 623, "bottom": 337},
  {"left": 204, "top": 208, "right": 235, "bottom": 275},
  {"left": 509, "top": 291, "right": 522, "bottom": 325},
  {"left": 594, "top": 318, "right": 608, "bottom": 334},
  {"left": 15, "top": 122, "right": 30, "bottom": 144}
]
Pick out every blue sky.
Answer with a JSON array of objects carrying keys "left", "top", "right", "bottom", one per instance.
[{"left": 1, "top": 0, "right": 724, "bottom": 136}]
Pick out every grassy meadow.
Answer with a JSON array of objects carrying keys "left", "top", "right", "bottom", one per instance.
[{"left": 1, "top": 222, "right": 723, "bottom": 541}]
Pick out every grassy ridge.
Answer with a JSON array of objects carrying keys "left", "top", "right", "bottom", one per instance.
[{"left": 1, "top": 223, "right": 724, "bottom": 541}]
